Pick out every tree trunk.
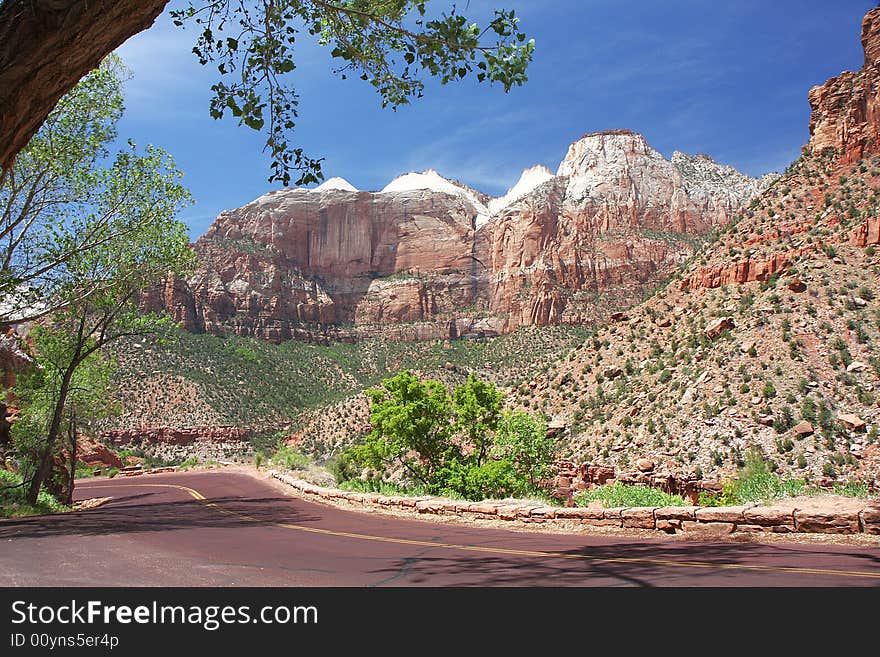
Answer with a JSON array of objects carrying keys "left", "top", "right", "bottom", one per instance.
[
  {"left": 0, "top": 0, "right": 170, "bottom": 169},
  {"left": 64, "top": 408, "right": 77, "bottom": 506},
  {"left": 25, "top": 362, "right": 75, "bottom": 505}
]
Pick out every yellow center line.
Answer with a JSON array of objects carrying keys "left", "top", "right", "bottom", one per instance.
[{"left": 78, "top": 482, "right": 880, "bottom": 581}]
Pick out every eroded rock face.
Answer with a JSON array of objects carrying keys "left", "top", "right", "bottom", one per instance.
[
  {"left": 808, "top": 9, "right": 880, "bottom": 165},
  {"left": 150, "top": 131, "right": 768, "bottom": 342},
  {"left": 101, "top": 426, "right": 252, "bottom": 446},
  {"left": 682, "top": 251, "right": 797, "bottom": 290},
  {"left": 487, "top": 131, "right": 771, "bottom": 330},
  {"left": 684, "top": 6, "right": 880, "bottom": 292}
]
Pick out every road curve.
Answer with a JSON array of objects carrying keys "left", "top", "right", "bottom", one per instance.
[{"left": 1, "top": 470, "right": 879, "bottom": 586}]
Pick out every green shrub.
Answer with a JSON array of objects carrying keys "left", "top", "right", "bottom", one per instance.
[
  {"left": 0, "top": 469, "right": 69, "bottom": 518},
  {"left": 326, "top": 451, "right": 358, "bottom": 483},
  {"left": 800, "top": 397, "right": 816, "bottom": 423},
  {"left": 832, "top": 481, "right": 871, "bottom": 498},
  {"left": 720, "top": 450, "right": 809, "bottom": 504},
  {"left": 339, "top": 478, "right": 427, "bottom": 497},
  {"left": 269, "top": 445, "right": 311, "bottom": 470},
  {"left": 773, "top": 406, "right": 794, "bottom": 434},
  {"left": 698, "top": 491, "right": 723, "bottom": 507},
  {"left": 74, "top": 463, "right": 98, "bottom": 479},
  {"left": 177, "top": 456, "right": 199, "bottom": 471},
  {"left": 436, "top": 459, "right": 525, "bottom": 501},
  {"left": 574, "top": 482, "right": 687, "bottom": 508}
]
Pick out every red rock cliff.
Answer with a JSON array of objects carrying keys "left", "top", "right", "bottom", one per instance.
[
  {"left": 807, "top": 7, "right": 880, "bottom": 164},
  {"left": 150, "top": 133, "right": 769, "bottom": 342},
  {"left": 683, "top": 6, "right": 880, "bottom": 291}
]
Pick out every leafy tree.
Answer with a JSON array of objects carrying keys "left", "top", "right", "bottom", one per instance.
[
  {"left": 4, "top": 60, "right": 195, "bottom": 505},
  {"left": 21, "top": 179, "right": 192, "bottom": 505},
  {"left": 493, "top": 409, "right": 554, "bottom": 488},
  {"left": 11, "top": 326, "right": 117, "bottom": 505},
  {"left": 0, "top": 56, "right": 185, "bottom": 324},
  {"left": 1, "top": 1, "right": 534, "bottom": 185},
  {"left": 350, "top": 370, "right": 558, "bottom": 500},
  {"left": 452, "top": 371, "right": 503, "bottom": 466},
  {"left": 352, "top": 369, "right": 454, "bottom": 486},
  {"left": 434, "top": 457, "right": 522, "bottom": 500}
]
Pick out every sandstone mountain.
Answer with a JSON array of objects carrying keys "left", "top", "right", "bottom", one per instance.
[
  {"left": 145, "top": 132, "right": 771, "bottom": 343},
  {"left": 506, "top": 7, "right": 880, "bottom": 488}
]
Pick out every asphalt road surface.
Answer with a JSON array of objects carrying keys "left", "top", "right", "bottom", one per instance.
[{"left": 1, "top": 470, "right": 879, "bottom": 586}]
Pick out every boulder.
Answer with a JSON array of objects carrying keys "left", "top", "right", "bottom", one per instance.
[
  {"left": 636, "top": 458, "right": 655, "bottom": 473},
  {"left": 705, "top": 316, "right": 735, "bottom": 339},
  {"left": 792, "top": 420, "right": 814, "bottom": 439},
  {"left": 846, "top": 360, "right": 867, "bottom": 373},
  {"left": 603, "top": 366, "right": 622, "bottom": 380},
  {"left": 838, "top": 413, "right": 867, "bottom": 432},
  {"left": 680, "top": 387, "right": 697, "bottom": 405}
]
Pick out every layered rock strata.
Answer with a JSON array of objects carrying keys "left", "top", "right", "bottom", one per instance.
[{"left": 147, "top": 133, "right": 770, "bottom": 342}]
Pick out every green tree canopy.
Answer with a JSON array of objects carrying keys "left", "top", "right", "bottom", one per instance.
[
  {"left": 1, "top": 58, "right": 195, "bottom": 505},
  {"left": 11, "top": 324, "right": 117, "bottom": 505},
  {"left": 0, "top": 55, "right": 192, "bottom": 324},
  {"left": 349, "top": 370, "right": 558, "bottom": 501},
  {"left": 1, "top": 2, "right": 533, "bottom": 186},
  {"left": 353, "top": 369, "right": 454, "bottom": 486},
  {"left": 452, "top": 371, "right": 503, "bottom": 465},
  {"left": 173, "top": 1, "right": 534, "bottom": 185}
]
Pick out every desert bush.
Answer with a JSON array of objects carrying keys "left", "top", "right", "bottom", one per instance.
[
  {"left": 574, "top": 482, "right": 687, "bottom": 508},
  {"left": 0, "top": 469, "right": 68, "bottom": 518}
]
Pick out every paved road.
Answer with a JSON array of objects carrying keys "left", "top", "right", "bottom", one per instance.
[{"left": 1, "top": 470, "right": 879, "bottom": 586}]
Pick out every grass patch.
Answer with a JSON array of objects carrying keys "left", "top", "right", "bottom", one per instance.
[
  {"left": 74, "top": 463, "right": 102, "bottom": 479},
  {"left": 268, "top": 445, "right": 311, "bottom": 471},
  {"left": 720, "top": 449, "right": 876, "bottom": 505},
  {"left": 0, "top": 469, "right": 69, "bottom": 518},
  {"left": 176, "top": 456, "right": 201, "bottom": 471},
  {"left": 831, "top": 481, "right": 873, "bottom": 498},
  {"left": 338, "top": 478, "right": 429, "bottom": 497},
  {"left": 574, "top": 482, "right": 688, "bottom": 508}
]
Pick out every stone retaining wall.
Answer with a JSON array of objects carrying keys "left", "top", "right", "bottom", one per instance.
[{"left": 272, "top": 472, "right": 880, "bottom": 537}]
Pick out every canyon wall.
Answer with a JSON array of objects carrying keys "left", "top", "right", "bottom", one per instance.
[{"left": 147, "top": 132, "right": 771, "bottom": 342}]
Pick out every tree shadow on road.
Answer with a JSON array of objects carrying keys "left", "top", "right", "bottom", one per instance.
[
  {"left": 3, "top": 486, "right": 879, "bottom": 587},
  {"left": 0, "top": 494, "right": 322, "bottom": 540},
  {"left": 364, "top": 538, "right": 880, "bottom": 587}
]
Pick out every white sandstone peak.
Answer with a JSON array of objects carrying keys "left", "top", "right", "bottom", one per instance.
[
  {"left": 488, "top": 165, "right": 555, "bottom": 214},
  {"left": 382, "top": 169, "right": 461, "bottom": 195},
  {"left": 382, "top": 169, "right": 491, "bottom": 228},
  {"left": 557, "top": 130, "right": 661, "bottom": 178},
  {"left": 313, "top": 176, "right": 359, "bottom": 192}
]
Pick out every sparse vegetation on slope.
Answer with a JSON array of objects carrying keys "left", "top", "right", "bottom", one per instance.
[
  {"left": 104, "top": 325, "right": 590, "bottom": 438},
  {"left": 511, "top": 147, "right": 880, "bottom": 490}
]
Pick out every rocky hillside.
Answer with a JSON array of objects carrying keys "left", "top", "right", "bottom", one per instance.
[
  {"left": 511, "top": 7, "right": 880, "bottom": 489},
  {"left": 99, "top": 324, "right": 589, "bottom": 436},
  {"left": 145, "top": 132, "right": 771, "bottom": 343}
]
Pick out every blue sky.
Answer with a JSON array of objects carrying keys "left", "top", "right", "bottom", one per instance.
[{"left": 114, "top": 0, "right": 878, "bottom": 238}]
